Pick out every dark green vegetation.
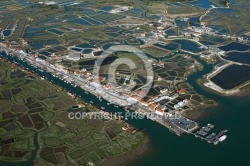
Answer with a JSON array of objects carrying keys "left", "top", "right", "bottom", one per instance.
[
  {"left": 0, "top": 60, "right": 147, "bottom": 165},
  {"left": 219, "top": 0, "right": 229, "bottom": 5}
]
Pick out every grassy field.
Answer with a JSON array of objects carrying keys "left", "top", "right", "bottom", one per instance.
[{"left": 141, "top": 46, "right": 171, "bottom": 57}]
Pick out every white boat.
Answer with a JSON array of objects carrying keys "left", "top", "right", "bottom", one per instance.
[{"left": 219, "top": 135, "right": 227, "bottom": 142}]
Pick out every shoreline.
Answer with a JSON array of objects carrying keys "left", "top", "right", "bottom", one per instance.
[
  {"left": 184, "top": 103, "right": 218, "bottom": 121},
  {"left": 202, "top": 78, "right": 250, "bottom": 97},
  {"left": 184, "top": 85, "right": 250, "bottom": 121},
  {"left": 197, "top": 64, "right": 250, "bottom": 97},
  {"left": 166, "top": 12, "right": 203, "bottom": 19},
  {"left": 233, "top": 85, "right": 250, "bottom": 97},
  {"left": 98, "top": 140, "right": 151, "bottom": 166}
]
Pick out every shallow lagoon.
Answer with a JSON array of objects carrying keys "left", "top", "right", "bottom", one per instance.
[
  {"left": 212, "top": 37, "right": 226, "bottom": 43},
  {"left": 173, "top": 39, "right": 203, "bottom": 52},
  {"left": 219, "top": 42, "right": 250, "bottom": 51},
  {"left": 28, "top": 39, "right": 59, "bottom": 50},
  {"left": 154, "top": 43, "right": 178, "bottom": 51},
  {"left": 176, "top": 21, "right": 188, "bottom": 28},
  {"left": 47, "top": 29, "right": 64, "bottom": 35},
  {"left": 3, "top": 30, "right": 11, "bottom": 37},
  {"left": 165, "top": 29, "right": 177, "bottom": 36},
  {"left": 39, "top": 51, "right": 51, "bottom": 56},
  {"left": 71, "top": 47, "right": 82, "bottom": 52},
  {"left": 82, "top": 49, "right": 93, "bottom": 54},
  {"left": 71, "top": 18, "right": 91, "bottom": 25},
  {"left": 211, "top": 64, "right": 250, "bottom": 89},
  {"left": 82, "top": 17, "right": 100, "bottom": 25},
  {"left": 98, "top": 6, "right": 113, "bottom": 11},
  {"left": 223, "top": 52, "right": 250, "bottom": 65},
  {"left": 189, "top": 16, "right": 200, "bottom": 27},
  {"left": 200, "top": 40, "right": 215, "bottom": 46}
]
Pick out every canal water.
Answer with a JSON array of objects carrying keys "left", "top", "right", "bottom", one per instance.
[
  {"left": 1, "top": 50, "right": 250, "bottom": 166},
  {"left": 224, "top": 51, "right": 250, "bottom": 65}
]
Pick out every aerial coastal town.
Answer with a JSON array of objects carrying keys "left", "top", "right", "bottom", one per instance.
[{"left": 0, "top": 0, "right": 250, "bottom": 165}]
